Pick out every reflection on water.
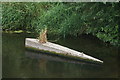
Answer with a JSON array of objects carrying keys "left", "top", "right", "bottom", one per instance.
[
  {"left": 2, "top": 33, "right": 119, "bottom": 78},
  {"left": 25, "top": 51, "right": 101, "bottom": 66}
]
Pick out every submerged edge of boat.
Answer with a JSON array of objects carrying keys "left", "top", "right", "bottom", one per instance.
[{"left": 25, "top": 38, "right": 103, "bottom": 64}]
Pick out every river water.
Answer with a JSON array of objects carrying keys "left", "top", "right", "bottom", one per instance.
[{"left": 2, "top": 33, "right": 119, "bottom": 78}]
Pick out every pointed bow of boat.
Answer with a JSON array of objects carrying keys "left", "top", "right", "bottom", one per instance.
[{"left": 25, "top": 38, "right": 103, "bottom": 64}]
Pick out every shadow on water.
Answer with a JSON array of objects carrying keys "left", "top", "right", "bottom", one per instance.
[{"left": 2, "top": 33, "right": 119, "bottom": 78}]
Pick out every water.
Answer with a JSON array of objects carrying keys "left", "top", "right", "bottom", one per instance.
[{"left": 2, "top": 33, "right": 119, "bottom": 78}]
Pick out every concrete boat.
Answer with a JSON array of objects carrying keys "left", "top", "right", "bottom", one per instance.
[{"left": 25, "top": 38, "right": 103, "bottom": 64}]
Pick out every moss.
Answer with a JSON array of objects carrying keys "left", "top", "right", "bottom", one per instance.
[{"left": 26, "top": 46, "right": 103, "bottom": 64}]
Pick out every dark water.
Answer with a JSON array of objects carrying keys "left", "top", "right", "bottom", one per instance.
[{"left": 2, "top": 33, "right": 119, "bottom": 78}]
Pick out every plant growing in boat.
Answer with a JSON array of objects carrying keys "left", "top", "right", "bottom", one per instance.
[{"left": 38, "top": 27, "right": 48, "bottom": 43}]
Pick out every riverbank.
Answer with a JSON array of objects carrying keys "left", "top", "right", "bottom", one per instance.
[
  {"left": 2, "top": 30, "right": 29, "bottom": 34},
  {"left": 2, "top": 30, "right": 117, "bottom": 48}
]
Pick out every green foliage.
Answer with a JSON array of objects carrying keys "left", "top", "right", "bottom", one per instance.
[
  {"left": 86, "top": 25, "right": 119, "bottom": 45},
  {"left": 37, "top": 3, "right": 90, "bottom": 36},
  {"left": 37, "top": 3, "right": 119, "bottom": 46},
  {"left": 2, "top": 2, "right": 49, "bottom": 31},
  {"left": 2, "top": 2, "right": 119, "bottom": 46},
  {"left": 85, "top": 3, "right": 119, "bottom": 46}
]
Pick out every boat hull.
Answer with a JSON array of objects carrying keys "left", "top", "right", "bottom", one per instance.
[{"left": 25, "top": 38, "right": 103, "bottom": 64}]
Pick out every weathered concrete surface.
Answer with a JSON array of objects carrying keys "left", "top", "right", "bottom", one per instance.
[{"left": 25, "top": 38, "right": 103, "bottom": 64}]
